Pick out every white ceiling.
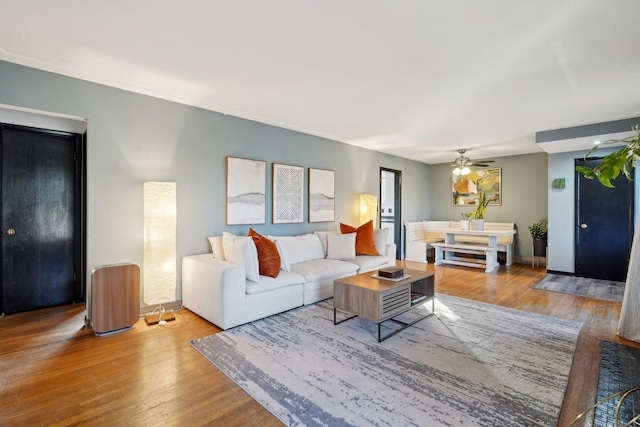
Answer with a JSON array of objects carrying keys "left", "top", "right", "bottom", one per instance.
[{"left": 1, "top": 0, "right": 639, "bottom": 165}]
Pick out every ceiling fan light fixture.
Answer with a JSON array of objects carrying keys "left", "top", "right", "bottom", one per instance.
[
  {"left": 452, "top": 166, "right": 470, "bottom": 176},
  {"left": 451, "top": 149, "right": 493, "bottom": 175}
]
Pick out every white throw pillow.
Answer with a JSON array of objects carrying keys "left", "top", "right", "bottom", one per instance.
[
  {"left": 314, "top": 231, "right": 335, "bottom": 257},
  {"left": 208, "top": 236, "right": 225, "bottom": 260},
  {"left": 270, "top": 239, "right": 289, "bottom": 272},
  {"left": 327, "top": 232, "right": 356, "bottom": 260},
  {"left": 222, "top": 232, "right": 260, "bottom": 282},
  {"left": 270, "top": 234, "right": 325, "bottom": 267},
  {"left": 373, "top": 228, "right": 389, "bottom": 257}
]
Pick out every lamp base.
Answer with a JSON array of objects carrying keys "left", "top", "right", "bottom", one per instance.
[{"left": 145, "top": 312, "right": 176, "bottom": 326}]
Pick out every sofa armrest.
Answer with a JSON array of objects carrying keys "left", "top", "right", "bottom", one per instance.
[
  {"left": 182, "top": 254, "right": 246, "bottom": 328},
  {"left": 404, "top": 221, "right": 426, "bottom": 241}
]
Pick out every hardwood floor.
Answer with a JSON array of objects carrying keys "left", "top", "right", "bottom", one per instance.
[{"left": 0, "top": 261, "right": 635, "bottom": 426}]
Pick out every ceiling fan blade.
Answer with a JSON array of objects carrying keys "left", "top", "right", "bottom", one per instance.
[
  {"left": 467, "top": 160, "right": 495, "bottom": 166},
  {"left": 450, "top": 149, "right": 495, "bottom": 170}
]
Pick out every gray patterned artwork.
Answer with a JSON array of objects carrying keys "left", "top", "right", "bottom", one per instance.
[
  {"left": 192, "top": 294, "right": 582, "bottom": 427},
  {"left": 273, "top": 163, "right": 304, "bottom": 224}
]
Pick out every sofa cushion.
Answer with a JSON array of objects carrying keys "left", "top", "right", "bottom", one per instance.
[
  {"left": 424, "top": 220, "right": 449, "bottom": 241},
  {"left": 314, "top": 231, "right": 333, "bottom": 256},
  {"left": 222, "top": 232, "right": 260, "bottom": 282},
  {"left": 340, "top": 220, "right": 379, "bottom": 255},
  {"left": 248, "top": 228, "right": 281, "bottom": 278},
  {"left": 208, "top": 236, "right": 225, "bottom": 260},
  {"left": 373, "top": 228, "right": 389, "bottom": 257},
  {"left": 327, "top": 232, "right": 356, "bottom": 260},
  {"left": 290, "top": 259, "right": 358, "bottom": 282},
  {"left": 245, "top": 270, "right": 305, "bottom": 295},
  {"left": 351, "top": 255, "right": 390, "bottom": 272},
  {"left": 270, "top": 234, "right": 325, "bottom": 270},
  {"left": 267, "top": 239, "right": 288, "bottom": 272},
  {"left": 405, "top": 221, "right": 427, "bottom": 241}
]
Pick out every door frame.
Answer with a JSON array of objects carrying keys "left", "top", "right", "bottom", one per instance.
[
  {"left": 0, "top": 124, "right": 87, "bottom": 314},
  {"left": 380, "top": 167, "right": 402, "bottom": 260}
]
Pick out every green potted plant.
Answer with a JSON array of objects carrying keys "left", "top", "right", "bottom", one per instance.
[
  {"left": 528, "top": 217, "right": 548, "bottom": 257},
  {"left": 471, "top": 192, "right": 489, "bottom": 230},
  {"left": 575, "top": 125, "right": 640, "bottom": 188},
  {"left": 460, "top": 212, "right": 472, "bottom": 230}
]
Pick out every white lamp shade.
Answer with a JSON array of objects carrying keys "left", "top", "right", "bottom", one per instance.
[
  {"left": 143, "top": 182, "right": 177, "bottom": 305},
  {"left": 453, "top": 166, "right": 471, "bottom": 176},
  {"left": 359, "top": 194, "right": 377, "bottom": 227}
]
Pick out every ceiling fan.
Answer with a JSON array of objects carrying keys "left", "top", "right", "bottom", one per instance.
[{"left": 451, "top": 149, "right": 494, "bottom": 176}]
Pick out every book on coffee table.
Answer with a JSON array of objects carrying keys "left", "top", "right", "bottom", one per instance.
[{"left": 378, "top": 267, "right": 404, "bottom": 279}]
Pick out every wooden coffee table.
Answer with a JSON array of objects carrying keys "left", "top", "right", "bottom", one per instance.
[{"left": 333, "top": 268, "right": 435, "bottom": 342}]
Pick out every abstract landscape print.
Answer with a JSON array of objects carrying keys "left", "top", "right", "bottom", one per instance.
[
  {"left": 308, "top": 167, "right": 334, "bottom": 222},
  {"left": 452, "top": 167, "right": 501, "bottom": 206},
  {"left": 226, "top": 156, "right": 266, "bottom": 225}
]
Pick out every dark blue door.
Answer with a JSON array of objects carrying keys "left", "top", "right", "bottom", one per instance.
[
  {"left": 1, "top": 125, "right": 79, "bottom": 314},
  {"left": 575, "top": 157, "right": 634, "bottom": 281}
]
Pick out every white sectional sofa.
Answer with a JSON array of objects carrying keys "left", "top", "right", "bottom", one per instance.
[
  {"left": 405, "top": 220, "right": 515, "bottom": 265},
  {"left": 182, "top": 229, "right": 396, "bottom": 330}
]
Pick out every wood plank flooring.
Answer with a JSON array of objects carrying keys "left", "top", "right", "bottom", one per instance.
[{"left": 0, "top": 261, "right": 636, "bottom": 426}]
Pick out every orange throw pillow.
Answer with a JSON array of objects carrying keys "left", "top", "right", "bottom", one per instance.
[
  {"left": 248, "top": 228, "right": 281, "bottom": 278},
  {"left": 340, "top": 220, "right": 379, "bottom": 256}
]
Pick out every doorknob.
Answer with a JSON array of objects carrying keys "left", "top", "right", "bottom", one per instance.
[
  {"left": 6, "top": 228, "right": 15, "bottom": 235},
  {"left": 580, "top": 224, "right": 588, "bottom": 229}
]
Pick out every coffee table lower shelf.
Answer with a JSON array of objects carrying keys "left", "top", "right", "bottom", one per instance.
[{"left": 333, "top": 300, "right": 435, "bottom": 342}]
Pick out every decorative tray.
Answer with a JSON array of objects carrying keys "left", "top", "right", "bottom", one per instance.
[{"left": 371, "top": 274, "right": 411, "bottom": 282}]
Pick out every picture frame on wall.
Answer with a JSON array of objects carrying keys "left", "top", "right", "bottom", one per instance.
[
  {"left": 226, "top": 156, "right": 266, "bottom": 225},
  {"left": 452, "top": 167, "right": 501, "bottom": 206},
  {"left": 272, "top": 163, "right": 304, "bottom": 224},
  {"left": 308, "top": 168, "right": 335, "bottom": 222}
]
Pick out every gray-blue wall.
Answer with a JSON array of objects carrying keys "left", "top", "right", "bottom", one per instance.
[
  {"left": 3, "top": 60, "right": 588, "bottom": 305},
  {"left": 429, "top": 153, "right": 548, "bottom": 260},
  {"left": 0, "top": 60, "right": 430, "bottom": 302}
]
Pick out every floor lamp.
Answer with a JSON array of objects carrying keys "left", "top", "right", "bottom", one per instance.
[
  {"left": 360, "top": 194, "right": 378, "bottom": 228},
  {"left": 143, "top": 182, "right": 177, "bottom": 325}
]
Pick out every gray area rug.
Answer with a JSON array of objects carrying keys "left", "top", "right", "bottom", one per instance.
[
  {"left": 191, "top": 295, "right": 582, "bottom": 427},
  {"left": 533, "top": 273, "right": 625, "bottom": 302}
]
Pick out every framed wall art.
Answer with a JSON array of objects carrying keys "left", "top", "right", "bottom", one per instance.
[
  {"left": 308, "top": 168, "right": 335, "bottom": 222},
  {"left": 452, "top": 167, "right": 501, "bottom": 206},
  {"left": 272, "top": 163, "right": 304, "bottom": 224},
  {"left": 226, "top": 156, "right": 266, "bottom": 225}
]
